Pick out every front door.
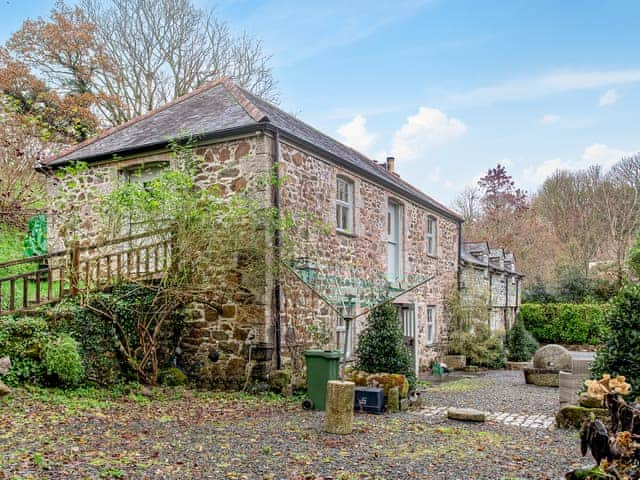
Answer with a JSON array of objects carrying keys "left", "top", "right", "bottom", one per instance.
[{"left": 398, "top": 304, "right": 418, "bottom": 375}]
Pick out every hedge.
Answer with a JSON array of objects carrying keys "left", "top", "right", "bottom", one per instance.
[{"left": 519, "top": 303, "right": 608, "bottom": 345}]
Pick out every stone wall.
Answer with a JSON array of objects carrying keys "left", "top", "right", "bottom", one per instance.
[
  {"left": 276, "top": 140, "right": 460, "bottom": 373},
  {"left": 47, "top": 134, "right": 274, "bottom": 389},
  {"left": 46, "top": 131, "right": 461, "bottom": 384}
]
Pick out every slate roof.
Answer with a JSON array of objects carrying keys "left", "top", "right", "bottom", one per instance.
[
  {"left": 461, "top": 242, "right": 523, "bottom": 276},
  {"left": 45, "top": 78, "right": 463, "bottom": 222}
]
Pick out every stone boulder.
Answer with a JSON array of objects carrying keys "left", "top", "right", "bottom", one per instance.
[
  {"left": 523, "top": 368, "right": 560, "bottom": 387},
  {"left": 533, "top": 344, "right": 572, "bottom": 371},
  {"left": 0, "top": 381, "right": 10, "bottom": 397},
  {"left": 447, "top": 407, "right": 486, "bottom": 422},
  {"left": 556, "top": 405, "right": 608, "bottom": 429},
  {"left": 0, "top": 356, "right": 10, "bottom": 376}
]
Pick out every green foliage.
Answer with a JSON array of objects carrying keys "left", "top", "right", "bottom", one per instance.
[
  {"left": 591, "top": 283, "right": 640, "bottom": 399},
  {"left": 0, "top": 315, "right": 48, "bottom": 385},
  {"left": 505, "top": 318, "right": 538, "bottom": 362},
  {"left": 445, "top": 288, "right": 504, "bottom": 369},
  {"left": 519, "top": 303, "right": 608, "bottom": 345},
  {"left": 47, "top": 300, "right": 122, "bottom": 385},
  {"left": 628, "top": 233, "right": 640, "bottom": 278},
  {"left": 23, "top": 213, "right": 48, "bottom": 257},
  {"left": 522, "top": 275, "right": 556, "bottom": 303},
  {"left": 355, "top": 303, "right": 415, "bottom": 388},
  {"left": 556, "top": 266, "right": 592, "bottom": 303},
  {"left": 0, "top": 283, "right": 184, "bottom": 387},
  {"left": 448, "top": 323, "right": 505, "bottom": 369},
  {"left": 158, "top": 367, "right": 188, "bottom": 387},
  {"left": 42, "top": 334, "right": 85, "bottom": 387}
]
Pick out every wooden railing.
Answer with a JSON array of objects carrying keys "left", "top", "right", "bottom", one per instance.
[{"left": 0, "top": 229, "right": 172, "bottom": 316}]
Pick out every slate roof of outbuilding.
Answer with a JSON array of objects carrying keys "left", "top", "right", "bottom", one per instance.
[
  {"left": 45, "top": 78, "right": 463, "bottom": 222},
  {"left": 461, "top": 242, "right": 523, "bottom": 276}
]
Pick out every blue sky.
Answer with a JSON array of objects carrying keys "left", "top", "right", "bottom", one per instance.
[{"left": 2, "top": 0, "right": 640, "bottom": 205}]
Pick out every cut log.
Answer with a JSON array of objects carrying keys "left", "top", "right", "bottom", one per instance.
[{"left": 325, "top": 380, "right": 355, "bottom": 435}]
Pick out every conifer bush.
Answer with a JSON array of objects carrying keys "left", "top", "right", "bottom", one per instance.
[
  {"left": 505, "top": 318, "right": 538, "bottom": 362},
  {"left": 591, "top": 283, "right": 640, "bottom": 399},
  {"left": 355, "top": 303, "right": 416, "bottom": 388}
]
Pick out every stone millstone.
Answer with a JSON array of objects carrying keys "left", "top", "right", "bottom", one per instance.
[
  {"left": 447, "top": 407, "right": 486, "bottom": 422},
  {"left": 325, "top": 381, "right": 355, "bottom": 435},
  {"left": 0, "top": 356, "right": 10, "bottom": 376},
  {"left": 0, "top": 380, "right": 10, "bottom": 397},
  {"left": 533, "top": 344, "right": 572, "bottom": 371}
]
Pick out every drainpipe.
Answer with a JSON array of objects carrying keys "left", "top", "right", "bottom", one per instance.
[
  {"left": 456, "top": 222, "right": 462, "bottom": 290},
  {"left": 505, "top": 271, "right": 509, "bottom": 329},
  {"left": 271, "top": 128, "right": 283, "bottom": 370}
]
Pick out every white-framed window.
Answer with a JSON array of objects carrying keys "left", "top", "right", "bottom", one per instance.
[
  {"left": 121, "top": 162, "right": 168, "bottom": 189},
  {"left": 387, "top": 200, "right": 402, "bottom": 282},
  {"left": 426, "top": 306, "right": 436, "bottom": 345},
  {"left": 426, "top": 215, "right": 437, "bottom": 256},
  {"left": 336, "top": 177, "right": 354, "bottom": 233}
]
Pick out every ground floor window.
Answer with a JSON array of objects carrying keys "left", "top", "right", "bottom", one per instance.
[{"left": 426, "top": 306, "right": 436, "bottom": 345}]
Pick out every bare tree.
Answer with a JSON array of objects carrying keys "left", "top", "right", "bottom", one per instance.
[
  {"left": 595, "top": 154, "right": 640, "bottom": 283},
  {"left": 80, "top": 0, "right": 277, "bottom": 125},
  {"left": 453, "top": 185, "right": 482, "bottom": 224},
  {"left": 536, "top": 167, "right": 606, "bottom": 276}
]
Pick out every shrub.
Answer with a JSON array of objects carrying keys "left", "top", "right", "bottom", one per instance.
[
  {"left": 449, "top": 323, "right": 505, "bottom": 369},
  {"left": 519, "top": 303, "right": 608, "bottom": 345},
  {"left": 505, "top": 318, "right": 538, "bottom": 362},
  {"left": 42, "top": 334, "right": 85, "bottom": 387},
  {"left": 0, "top": 315, "right": 49, "bottom": 385},
  {"left": 355, "top": 303, "right": 415, "bottom": 388},
  {"left": 591, "top": 283, "right": 640, "bottom": 399},
  {"left": 47, "top": 300, "right": 123, "bottom": 385}
]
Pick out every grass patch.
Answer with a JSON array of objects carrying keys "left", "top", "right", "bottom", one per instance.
[{"left": 430, "top": 378, "right": 489, "bottom": 392}]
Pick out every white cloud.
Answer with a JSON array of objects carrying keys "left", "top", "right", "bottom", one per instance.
[
  {"left": 449, "top": 68, "right": 640, "bottom": 106},
  {"left": 523, "top": 158, "right": 571, "bottom": 180},
  {"left": 599, "top": 88, "right": 619, "bottom": 106},
  {"left": 580, "top": 143, "right": 628, "bottom": 169},
  {"left": 391, "top": 107, "right": 467, "bottom": 161},
  {"left": 541, "top": 114, "right": 560, "bottom": 124},
  {"left": 522, "top": 143, "right": 631, "bottom": 187},
  {"left": 337, "top": 114, "right": 375, "bottom": 152}
]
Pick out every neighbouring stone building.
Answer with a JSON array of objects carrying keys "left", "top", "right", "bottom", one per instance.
[
  {"left": 41, "top": 78, "right": 465, "bottom": 387},
  {"left": 459, "top": 241, "right": 523, "bottom": 332}
]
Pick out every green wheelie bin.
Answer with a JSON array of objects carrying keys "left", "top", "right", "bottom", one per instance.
[{"left": 302, "top": 350, "right": 341, "bottom": 411}]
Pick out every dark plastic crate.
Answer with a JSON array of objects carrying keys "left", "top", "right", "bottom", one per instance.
[{"left": 354, "top": 386, "right": 384, "bottom": 414}]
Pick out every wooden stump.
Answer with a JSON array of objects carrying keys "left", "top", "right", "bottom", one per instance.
[{"left": 325, "top": 380, "right": 355, "bottom": 435}]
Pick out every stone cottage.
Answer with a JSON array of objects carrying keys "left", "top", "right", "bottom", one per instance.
[
  {"left": 459, "top": 241, "right": 523, "bottom": 332},
  {"left": 41, "top": 78, "right": 463, "bottom": 386}
]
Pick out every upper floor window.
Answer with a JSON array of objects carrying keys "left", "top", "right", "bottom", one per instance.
[
  {"left": 426, "top": 215, "right": 437, "bottom": 256},
  {"left": 336, "top": 177, "right": 354, "bottom": 233},
  {"left": 121, "top": 162, "right": 168, "bottom": 190},
  {"left": 387, "top": 200, "right": 402, "bottom": 281}
]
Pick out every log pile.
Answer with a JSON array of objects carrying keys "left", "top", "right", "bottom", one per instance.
[{"left": 567, "top": 389, "right": 640, "bottom": 480}]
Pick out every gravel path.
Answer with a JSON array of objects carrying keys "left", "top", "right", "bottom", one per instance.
[
  {"left": 422, "top": 369, "right": 560, "bottom": 416},
  {"left": 1, "top": 381, "right": 590, "bottom": 480}
]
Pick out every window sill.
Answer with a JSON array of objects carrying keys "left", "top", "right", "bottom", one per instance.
[
  {"left": 426, "top": 253, "right": 438, "bottom": 259},
  {"left": 336, "top": 229, "right": 357, "bottom": 238}
]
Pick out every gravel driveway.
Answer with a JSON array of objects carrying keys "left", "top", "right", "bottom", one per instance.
[
  {"left": 1, "top": 378, "right": 591, "bottom": 480},
  {"left": 422, "top": 369, "right": 560, "bottom": 416}
]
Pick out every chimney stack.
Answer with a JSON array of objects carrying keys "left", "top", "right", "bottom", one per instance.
[{"left": 386, "top": 156, "right": 395, "bottom": 173}]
